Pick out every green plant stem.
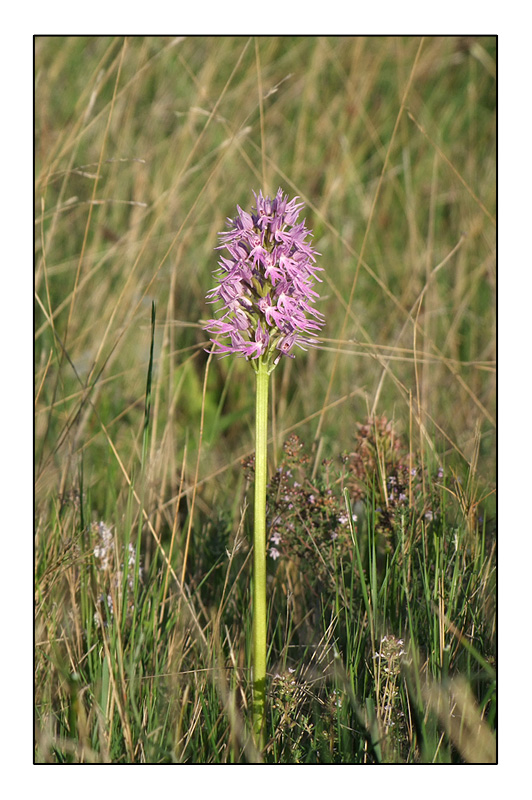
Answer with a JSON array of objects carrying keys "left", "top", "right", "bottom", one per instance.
[{"left": 252, "top": 359, "right": 270, "bottom": 752}]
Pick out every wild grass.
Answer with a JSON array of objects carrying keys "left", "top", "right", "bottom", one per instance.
[{"left": 34, "top": 35, "right": 496, "bottom": 763}]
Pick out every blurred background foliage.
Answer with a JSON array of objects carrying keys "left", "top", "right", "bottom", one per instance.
[{"left": 35, "top": 36, "right": 495, "bottom": 517}]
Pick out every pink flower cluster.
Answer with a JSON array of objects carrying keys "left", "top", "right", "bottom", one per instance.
[{"left": 204, "top": 189, "right": 323, "bottom": 366}]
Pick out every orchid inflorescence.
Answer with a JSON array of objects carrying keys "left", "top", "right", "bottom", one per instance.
[
  {"left": 203, "top": 188, "right": 323, "bottom": 750},
  {"left": 204, "top": 188, "right": 324, "bottom": 371}
]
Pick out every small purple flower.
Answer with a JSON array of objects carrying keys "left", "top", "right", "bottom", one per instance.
[
  {"left": 269, "top": 547, "right": 281, "bottom": 560},
  {"left": 204, "top": 189, "right": 323, "bottom": 368}
]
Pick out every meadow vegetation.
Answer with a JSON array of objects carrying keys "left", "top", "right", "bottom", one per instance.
[{"left": 34, "top": 35, "right": 496, "bottom": 763}]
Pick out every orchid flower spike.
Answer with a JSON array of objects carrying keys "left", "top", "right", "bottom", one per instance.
[{"left": 204, "top": 188, "right": 323, "bottom": 372}]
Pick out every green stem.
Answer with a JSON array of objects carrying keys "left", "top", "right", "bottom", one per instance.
[{"left": 252, "top": 358, "right": 270, "bottom": 752}]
